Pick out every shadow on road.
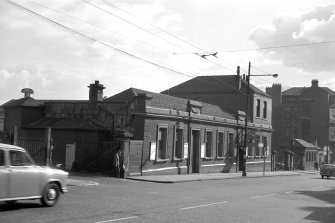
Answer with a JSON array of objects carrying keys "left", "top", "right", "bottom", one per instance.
[
  {"left": 296, "top": 182, "right": 335, "bottom": 223},
  {"left": 0, "top": 202, "right": 42, "bottom": 212}
]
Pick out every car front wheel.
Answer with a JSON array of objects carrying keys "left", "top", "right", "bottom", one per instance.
[{"left": 41, "top": 183, "right": 60, "bottom": 207}]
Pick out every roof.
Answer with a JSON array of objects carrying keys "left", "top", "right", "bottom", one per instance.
[
  {"left": 161, "top": 75, "right": 270, "bottom": 97},
  {"left": 25, "top": 117, "right": 108, "bottom": 131},
  {"left": 283, "top": 87, "right": 335, "bottom": 96},
  {"left": 106, "top": 88, "right": 236, "bottom": 119},
  {"left": 1, "top": 97, "right": 44, "bottom": 108},
  {"left": 1, "top": 98, "right": 89, "bottom": 109},
  {"left": 294, "top": 139, "right": 322, "bottom": 149}
]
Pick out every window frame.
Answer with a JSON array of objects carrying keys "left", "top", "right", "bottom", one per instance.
[
  {"left": 263, "top": 101, "right": 267, "bottom": 119},
  {"left": 227, "top": 132, "right": 235, "bottom": 157},
  {"left": 173, "top": 126, "right": 184, "bottom": 160},
  {"left": 156, "top": 125, "right": 169, "bottom": 161},
  {"left": 216, "top": 131, "right": 226, "bottom": 159},
  {"left": 204, "top": 129, "right": 213, "bottom": 159},
  {"left": 256, "top": 99, "right": 261, "bottom": 118}
]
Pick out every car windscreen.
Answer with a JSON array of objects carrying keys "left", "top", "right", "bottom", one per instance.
[{"left": 9, "top": 150, "right": 34, "bottom": 166}]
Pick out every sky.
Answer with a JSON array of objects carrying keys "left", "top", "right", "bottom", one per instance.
[{"left": 1, "top": 0, "right": 335, "bottom": 105}]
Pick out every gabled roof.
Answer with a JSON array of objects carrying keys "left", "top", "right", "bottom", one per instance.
[
  {"left": 161, "top": 75, "right": 270, "bottom": 97},
  {"left": 106, "top": 88, "right": 236, "bottom": 119},
  {"left": 25, "top": 117, "right": 108, "bottom": 131}
]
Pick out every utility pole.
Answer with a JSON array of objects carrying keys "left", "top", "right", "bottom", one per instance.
[
  {"left": 242, "top": 62, "right": 251, "bottom": 177},
  {"left": 241, "top": 62, "right": 278, "bottom": 177}
]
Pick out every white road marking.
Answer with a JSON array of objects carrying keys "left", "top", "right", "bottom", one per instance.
[
  {"left": 285, "top": 191, "right": 294, "bottom": 194},
  {"left": 250, "top": 194, "right": 277, "bottom": 199},
  {"left": 180, "top": 201, "right": 228, "bottom": 210},
  {"left": 93, "top": 216, "right": 138, "bottom": 223}
]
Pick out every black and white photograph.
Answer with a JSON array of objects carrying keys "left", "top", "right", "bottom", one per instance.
[{"left": 1, "top": 0, "right": 335, "bottom": 222}]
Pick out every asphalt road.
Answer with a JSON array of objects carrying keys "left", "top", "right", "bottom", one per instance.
[{"left": 1, "top": 173, "right": 335, "bottom": 223}]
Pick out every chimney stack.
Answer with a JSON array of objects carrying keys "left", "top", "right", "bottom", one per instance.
[
  {"left": 311, "top": 79, "right": 319, "bottom": 87},
  {"left": 88, "top": 80, "right": 105, "bottom": 102}
]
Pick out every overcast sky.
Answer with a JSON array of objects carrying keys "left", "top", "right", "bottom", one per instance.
[{"left": 1, "top": 0, "right": 335, "bottom": 105}]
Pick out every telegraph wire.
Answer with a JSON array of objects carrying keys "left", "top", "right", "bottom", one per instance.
[
  {"left": 85, "top": 0, "right": 237, "bottom": 73},
  {"left": 2, "top": 0, "right": 246, "bottom": 95},
  {"left": 3, "top": 0, "right": 195, "bottom": 79},
  {"left": 81, "top": 0, "right": 194, "bottom": 55},
  {"left": 220, "top": 40, "right": 335, "bottom": 53},
  {"left": 28, "top": 0, "right": 174, "bottom": 54}
]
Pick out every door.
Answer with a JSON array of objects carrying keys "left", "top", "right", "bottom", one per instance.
[
  {"left": 8, "top": 150, "right": 40, "bottom": 198},
  {"left": 191, "top": 130, "right": 200, "bottom": 173},
  {"left": 65, "top": 143, "right": 76, "bottom": 170},
  {"left": 0, "top": 149, "right": 8, "bottom": 199}
]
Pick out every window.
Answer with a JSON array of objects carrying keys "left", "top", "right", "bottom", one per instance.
[
  {"left": 262, "top": 136, "right": 268, "bottom": 157},
  {"left": 263, "top": 101, "right": 267, "bottom": 119},
  {"left": 247, "top": 145, "right": 253, "bottom": 157},
  {"left": 174, "top": 128, "right": 183, "bottom": 159},
  {"left": 9, "top": 150, "right": 33, "bottom": 166},
  {"left": 0, "top": 149, "right": 4, "bottom": 166},
  {"left": 301, "top": 119, "right": 311, "bottom": 140},
  {"left": 205, "top": 130, "right": 213, "bottom": 157},
  {"left": 228, "top": 132, "right": 235, "bottom": 157},
  {"left": 157, "top": 126, "right": 168, "bottom": 160},
  {"left": 255, "top": 135, "right": 261, "bottom": 157},
  {"left": 256, "top": 99, "right": 261, "bottom": 118},
  {"left": 217, "top": 131, "right": 226, "bottom": 158}
]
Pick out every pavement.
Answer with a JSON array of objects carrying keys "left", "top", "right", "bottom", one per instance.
[{"left": 66, "top": 170, "right": 320, "bottom": 186}]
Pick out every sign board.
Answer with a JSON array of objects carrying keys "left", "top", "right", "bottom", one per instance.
[
  {"left": 258, "top": 143, "right": 264, "bottom": 148},
  {"left": 330, "top": 108, "right": 335, "bottom": 123},
  {"left": 150, "top": 142, "right": 156, "bottom": 161},
  {"left": 184, "top": 143, "right": 188, "bottom": 159},
  {"left": 65, "top": 143, "right": 76, "bottom": 170},
  {"left": 201, "top": 143, "right": 205, "bottom": 158},
  {"left": 329, "top": 127, "right": 335, "bottom": 141}
]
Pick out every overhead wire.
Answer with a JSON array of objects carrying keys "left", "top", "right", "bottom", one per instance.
[
  {"left": 220, "top": 40, "right": 335, "bottom": 53},
  {"left": 3, "top": 0, "right": 195, "bottom": 79},
  {"left": 81, "top": 0, "right": 243, "bottom": 92},
  {"left": 2, "top": 0, "right": 246, "bottom": 95},
  {"left": 28, "top": 0, "right": 174, "bottom": 54}
]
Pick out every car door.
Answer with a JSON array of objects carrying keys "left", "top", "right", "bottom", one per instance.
[
  {"left": 8, "top": 150, "right": 40, "bottom": 198},
  {"left": 0, "top": 149, "right": 8, "bottom": 199}
]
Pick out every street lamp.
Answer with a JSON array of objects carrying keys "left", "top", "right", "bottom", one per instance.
[{"left": 241, "top": 62, "right": 278, "bottom": 177}]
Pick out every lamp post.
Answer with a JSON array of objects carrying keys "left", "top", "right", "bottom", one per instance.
[{"left": 242, "top": 62, "right": 278, "bottom": 177}]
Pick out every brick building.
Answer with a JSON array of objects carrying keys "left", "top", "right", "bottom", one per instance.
[
  {"left": 161, "top": 75, "right": 274, "bottom": 172},
  {"left": 266, "top": 80, "right": 335, "bottom": 170},
  {"left": 2, "top": 76, "right": 273, "bottom": 176}
]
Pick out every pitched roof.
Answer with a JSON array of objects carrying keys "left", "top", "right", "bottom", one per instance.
[
  {"left": 25, "top": 117, "right": 108, "bottom": 131},
  {"left": 1, "top": 97, "right": 44, "bottom": 107},
  {"left": 294, "top": 139, "right": 322, "bottom": 149},
  {"left": 283, "top": 87, "right": 335, "bottom": 96},
  {"left": 161, "top": 75, "right": 270, "bottom": 97},
  {"left": 106, "top": 88, "right": 236, "bottom": 119}
]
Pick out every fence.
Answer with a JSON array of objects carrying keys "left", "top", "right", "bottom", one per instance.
[{"left": 17, "top": 137, "right": 46, "bottom": 165}]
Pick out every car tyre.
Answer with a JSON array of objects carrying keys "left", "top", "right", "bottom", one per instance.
[
  {"left": 321, "top": 175, "right": 324, "bottom": 179},
  {"left": 41, "top": 183, "right": 60, "bottom": 207}
]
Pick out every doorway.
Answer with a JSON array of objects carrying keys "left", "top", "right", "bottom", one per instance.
[{"left": 191, "top": 129, "right": 200, "bottom": 173}]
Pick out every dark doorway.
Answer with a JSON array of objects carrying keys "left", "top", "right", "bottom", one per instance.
[{"left": 191, "top": 129, "right": 200, "bottom": 173}]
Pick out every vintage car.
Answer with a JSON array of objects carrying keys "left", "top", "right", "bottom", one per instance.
[
  {"left": 320, "top": 164, "right": 335, "bottom": 179},
  {"left": 0, "top": 143, "right": 68, "bottom": 206}
]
